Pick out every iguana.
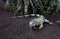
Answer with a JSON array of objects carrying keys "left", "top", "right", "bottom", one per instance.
[
  {"left": 29, "top": 15, "right": 54, "bottom": 30},
  {"left": 5, "top": 14, "right": 60, "bottom": 30}
]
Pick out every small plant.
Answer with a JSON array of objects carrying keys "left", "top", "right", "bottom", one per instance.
[{"left": 4, "top": 0, "right": 59, "bottom": 15}]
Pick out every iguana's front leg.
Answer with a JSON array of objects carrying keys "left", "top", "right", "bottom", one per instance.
[{"left": 39, "top": 23, "right": 43, "bottom": 29}]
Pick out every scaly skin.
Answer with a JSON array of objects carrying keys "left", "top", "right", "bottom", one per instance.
[{"left": 29, "top": 15, "right": 53, "bottom": 29}]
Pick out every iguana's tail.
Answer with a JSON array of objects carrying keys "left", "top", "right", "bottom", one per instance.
[{"left": 5, "top": 14, "right": 40, "bottom": 19}]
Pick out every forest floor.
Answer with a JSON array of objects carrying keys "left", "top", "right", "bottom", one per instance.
[{"left": 0, "top": 0, "right": 60, "bottom": 39}]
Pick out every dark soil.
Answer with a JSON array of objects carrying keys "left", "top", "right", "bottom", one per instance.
[{"left": 0, "top": 0, "right": 60, "bottom": 39}]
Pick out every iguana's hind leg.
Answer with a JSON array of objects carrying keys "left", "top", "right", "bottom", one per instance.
[
  {"left": 39, "top": 23, "right": 43, "bottom": 29},
  {"left": 45, "top": 19, "right": 54, "bottom": 24}
]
